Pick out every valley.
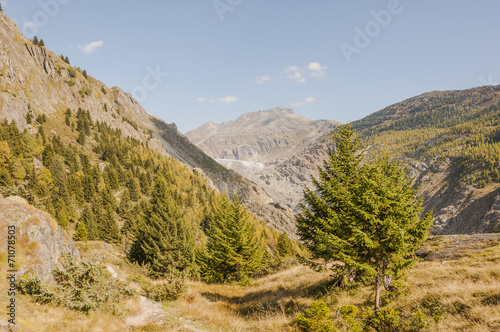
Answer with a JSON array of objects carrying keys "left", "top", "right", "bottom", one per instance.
[{"left": 0, "top": 5, "right": 499, "bottom": 332}]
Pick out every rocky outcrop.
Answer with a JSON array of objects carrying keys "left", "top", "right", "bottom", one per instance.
[{"left": 0, "top": 196, "right": 80, "bottom": 283}]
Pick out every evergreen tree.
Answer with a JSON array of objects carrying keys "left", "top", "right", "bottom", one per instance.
[
  {"left": 98, "top": 208, "right": 120, "bottom": 243},
  {"left": 39, "top": 39, "right": 45, "bottom": 47},
  {"left": 56, "top": 200, "right": 69, "bottom": 229},
  {"left": 276, "top": 232, "right": 295, "bottom": 258},
  {"left": 197, "top": 196, "right": 264, "bottom": 283},
  {"left": 128, "top": 177, "right": 141, "bottom": 201},
  {"left": 296, "top": 124, "right": 433, "bottom": 311},
  {"left": 118, "top": 187, "right": 132, "bottom": 219},
  {"left": 32, "top": 36, "right": 39, "bottom": 45},
  {"left": 73, "top": 222, "right": 88, "bottom": 242},
  {"left": 80, "top": 205, "right": 98, "bottom": 240},
  {"left": 129, "top": 176, "right": 195, "bottom": 277}
]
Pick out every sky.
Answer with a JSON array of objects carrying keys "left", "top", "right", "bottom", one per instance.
[{"left": 3, "top": 0, "right": 500, "bottom": 133}]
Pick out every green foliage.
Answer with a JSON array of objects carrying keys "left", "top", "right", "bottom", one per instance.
[
  {"left": 297, "top": 124, "right": 433, "bottom": 310},
  {"left": 18, "top": 256, "right": 132, "bottom": 314},
  {"left": 296, "top": 300, "right": 335, "bottom": 332},
  {"left": 363, "top": 307, "right": 401, "bottom": 331},
  {"left": 197, "top": 196, "right": 265, "bottom": 283},
  {"left": 53, "top": 255, "right": 132, "bottom": 313},
  {"left": 277, "top": 232, "right": 295, "bottom": 258},
  {"left": 68, "top": 66, "right": 76, "bottom": 78},
  {"left": 56, "top": 200, "right": 69, "bottom": 229},
  {"left": 78, "top": 86, "right": 92, "bottom": 98},
  {"left": 129, "top": 176, "right": 196, "bottom": 278},
  {"left": 142, "top": 276, "right": 186, "bottom": 302},
  {"left": 17, "top": 277, "right": 55, "bottom": 304},
  {"left": 73, "top": 222, "right": 88, "bottom": 242}
]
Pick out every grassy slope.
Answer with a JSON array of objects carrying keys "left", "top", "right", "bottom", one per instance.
[{"left": 10, "top": 235, "right": 499, "bottom": 331}]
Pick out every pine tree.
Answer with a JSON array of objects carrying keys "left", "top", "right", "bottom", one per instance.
[
  {"left": 197, "top": 196, "right": 264, "bottom": 283},
  {"left": 296, "top": 124, "right": 433, "bottom": 311},
  {"left": 129, "top": 176, "right": 195, "bottom": 277},
  {"left": 39, "top": 39, "right": 45, "bottom": 47},
  {"left": 32, "top": 36, "right": 39, "bottom": 45}
]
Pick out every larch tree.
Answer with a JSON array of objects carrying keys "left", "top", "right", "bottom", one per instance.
[{"left": 296, "top": 124, "right": 433, "bottom": 311}]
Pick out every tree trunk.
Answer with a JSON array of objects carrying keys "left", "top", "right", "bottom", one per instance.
[{"left": 374, "top": 272, "right": 381, "bottom": 312}]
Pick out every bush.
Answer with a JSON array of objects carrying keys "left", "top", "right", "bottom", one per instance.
[
  {"left": 143, "top": 276, "right": 186, "bottom": 302},
  {"left": 68, "top": 67, "right": 76, "bottom": 78},
  {"left": 364, "top": 307, "right": 400, "bottom": 331},
  {"left": 296, "top": 300, "right": 335, "bottom": 332},
  {"left": 17, "top": 277, "right": 55, "bottom": 304},
  {"left": 19, "top": 255, "right": 133, "bottom": 314}
]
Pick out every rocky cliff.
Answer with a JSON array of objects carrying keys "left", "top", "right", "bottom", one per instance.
[
  {"left": 0, "top": 11, "right": 292, "bottom": 234},
  {"left": 0, "top": 195, "right": 80, "bottom": 283}
]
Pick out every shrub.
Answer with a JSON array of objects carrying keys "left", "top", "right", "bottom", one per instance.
[
  {"left": 363, "top": 307, "right": 400, "bottom": 331},
  {"left": 142, "top": 276, "right": 186, "bottom": 302},
  {"left": 296, "top": 300, "right": 335, "bottom": 332},
  {"left": 20, "top": 255, "right": 133, "bottom": 314},
  {"left": 17, "top": 277, "right": 55, "bottom": 304},
  {"left": 68, "top": 67, "right": 76, "bottom": 78},
  {"left": 66, "top": 79, "right": 76, "bottom": 86}
]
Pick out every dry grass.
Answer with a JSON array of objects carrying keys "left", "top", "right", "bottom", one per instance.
[
  {"left": 6, "top": 235, "right": 500, "bottom": 331},
  {"left": 167, "top": 265, "right": 332, "bottom": 331}
]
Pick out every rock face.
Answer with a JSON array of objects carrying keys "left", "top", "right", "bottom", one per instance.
[
  {"left": 0, "top": 196, "right": 80, "bottom": 283},
  {"left": 0, "top": 12, "right": 287, "bottom": 234},
  {"left": 186, "top": 108, "right": 340, "bottom": 210},
  {"left": 187, "top": 108, "right": 339, "bottom": 163}
]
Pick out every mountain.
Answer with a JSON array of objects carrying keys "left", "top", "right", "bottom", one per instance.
[
  {"left": 186, "top": 108, "right": 340, "bottom": 209},
  {"left": 188, "top": 86, "right": 500, "bottom": 235},
  {"left": 352, "top": 86, "right": 500, "bottom": 234},
  {"left": 0, "top": 12, "right": 301, "bottom": 235}
]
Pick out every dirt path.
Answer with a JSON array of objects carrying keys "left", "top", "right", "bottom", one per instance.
[{"left": 125, "top": 295, "right": 166, "bottom": 326}]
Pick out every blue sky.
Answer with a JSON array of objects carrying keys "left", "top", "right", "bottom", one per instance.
[{"left": 3, "top": 1, "right": 500, "bottom": 132}]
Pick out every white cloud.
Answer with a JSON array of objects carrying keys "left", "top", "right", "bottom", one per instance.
[
  {"left": 284, "top": 65, "right": 306, "bottom": 83},
  {"left": 256, "top": 75, "right": 271, "bottom": 84},
  {"left": 290, "top": 97, "right": 316, "bottom": 107},
  {"left": 197, "top": 97, "right": 208, "bottom": 102},
  {"left": 78, "top": 40, "right": 104, "bottom": 54},
  {"left": 23, "top": 21, "right": 38, "bottom": 29},
  {"left": 290, "top": 101, "right": 306, "bottom": 107},
  {"left": 218, "top": 96, "right": 239, "bottom": 104},
  {"left": 307, "top": 62, "right": 328, "bottom": 79}
]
